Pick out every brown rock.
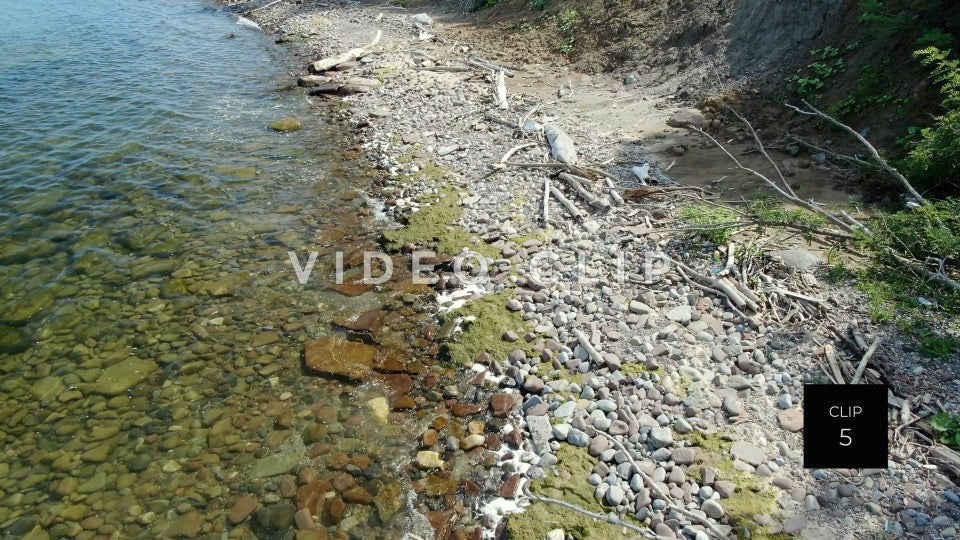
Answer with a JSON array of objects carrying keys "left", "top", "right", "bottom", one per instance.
[
  {"left": 778, "top": 408, "right": 804, "bottom": 432},
  {"left": 451, "top": 403, "right": 483, "bottom": 417},
  {"left": 392, "top": 395, "right": 416, "bottom": 410},
  {"left": 427, "top": 510, "right": 455, "bottom": 540},
  {"left": 328, "top": 278, "right": 374, "bottom": 297},
  {"left": 229, "top": 497, "right": 259, "bottom": 525},
  {"left": 333, "top": 310, "right": 386, "bottom": 335},
  {"left": 489, "top": 393, "right": 518, "bottom": 418},
  {"left": 499, "top": 474, "right": 523, "bottom": 498},
  {"left": 331, "top": 473, "right": 355, "bottom": 492},
  {"left": 327, "top": 452, "right": 349, "bottom": 470},
  {"left": 294, "top": 508, "right": 316, "bottom": 530},
  {"left": 304, "top": 336, "right": 375, "bottom": 381},
  {"left": 165, "top": 511, "right": 202, "bottom": 537},
  {"left": 322, "top": 498, "right": 346, "bottom": 526},
  {"left": 422, "top": 473, "right": 458, "bottom": 496},
  {"left": 342, "top": 486, "right": 373, "bottom": 504},
  {"left": 381, "top": 373, "right": 414, "bottom": 396},
  {"left": 296, "top": 480, "right": 331, "bottom": 514}
]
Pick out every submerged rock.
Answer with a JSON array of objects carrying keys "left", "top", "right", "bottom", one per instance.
[
  {"left": 94, "top": 357, "right": 158, "bottom": 395},
  {"left": 269, "top": 117, "right": 303, "bottom": 132},
  {"left": 304, "top": 336, "right": 376, "bottom": 381}
]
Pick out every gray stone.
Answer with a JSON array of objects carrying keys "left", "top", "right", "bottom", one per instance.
[
  {"left": 702, "top": 499, "right": 725, "bottom": 519},
  {"left": 567, "top": 428, "right": 589, "bottom": 447},
  {"left": 528, "top": 415, "right": 554, "bottom": 454},
  {"left": 249, "top": 453, "right": 300, "bottom": 479},
  {"left": 649, "top": 426, "right": 673, "bottom": 448}
]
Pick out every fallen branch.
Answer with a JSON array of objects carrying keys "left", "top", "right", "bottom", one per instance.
[
  {"left": 621, "top": 186, "right": 704, "bottom": 200},
  {"left": 558, "top": 173, "right": 610, "bottom": 211},
  {"left": 850, "top": 337, "right": 881, "bottom": 384},
  {"left": 499, "top": 142, "right": 537, "bottom": 163},
  {"left": 412, "top": 65, "right": 472, "bottom": 72},
  {"left": 310, "top": 29, "right": 382, "bottom": 73},
  {"left": 465, "top": 57, "right": 515, "bottom": 77},
  {"left": 572, "top": 328, "right": 604, "bottom": 364},
  {"left": 687, "top": 123, "right": 853, "bottom": 233},
  {"left": 786, "top": 100, "right": 928, "bottom": 205},
  {"left": 550, "top": 186, "right": 582, "bottom": 220},
  {"left": 542, "top": 177, "right": 550, "bottom": 226},
  {"left": 244, "top": 0, "right": 283, "bottom": 14}
]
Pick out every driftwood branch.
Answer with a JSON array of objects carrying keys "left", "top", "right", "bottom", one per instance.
[
  {"left": 492, "top": 70, "right": 508, "bottom": 110},
  {"left": 558, "top": 173, "right": 610, "bottom": 211},
  {"left": 687, "top": 123, "right": 854, "bottom": 234},
  {"left": 786, "top": 100, "right": 928, "bottom": 205},
  {"left": 310, "top": 30, "right": 382, "bottom": 72},
  {"left": 850, "top": 337, "right": 881, "bottom": 384},
  {"left": 550, "top": 186, "right": 582, "bottom": 220}
]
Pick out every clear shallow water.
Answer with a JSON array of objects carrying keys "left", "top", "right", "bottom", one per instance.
[{"left": 0, "top": 1, "right": 430, "bottom": 537}]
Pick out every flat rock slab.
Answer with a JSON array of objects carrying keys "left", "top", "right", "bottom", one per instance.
[
  {"left": 527, "top": 415, "right": 553, "bottom": 454},
  {"left": 774, "top": 249, "right": 822, "bottom": 272},
  {"left": 304, "top": 336, "right": 375, "bottom": 381},
  {"left": 249, "top": 453, "right": 300, "bottom": 479},
  {"left": 731, "top": 440, "right": 765, "bottom": 467},
  {"left": 95, "top": 357, "right": 158, "bottom": 395},
  {"left": 778, "top": 408, "right": 804, "bottom": 432}
]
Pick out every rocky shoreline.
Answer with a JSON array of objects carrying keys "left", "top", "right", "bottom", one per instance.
[{"left": 233, "top": 2, "right": 960, "bottom": 539}]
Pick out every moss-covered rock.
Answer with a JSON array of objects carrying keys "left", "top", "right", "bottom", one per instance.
[
  {"left": 506, "top": 445, "right": 644, "bottom": 540},
  {"left": 441, "top": 292, "right": 529, "bottom": 365},
  {"left": 383, "top": 187, "right": 499, "bottom": 258},
  {"left": 685, "top": 431, "right": 787, "bottom": 539}
]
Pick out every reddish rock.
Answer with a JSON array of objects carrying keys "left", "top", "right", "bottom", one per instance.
[
  {"left": 489, "top": 393, "right": 518, "bottom": 418},
  {"left": 349, "top": 455, "right": 372, "bottom": 471},
  {"left": 295, "top": 480, "right": 331, "bottom": 514},
  {"left": 485, "top": 434, "right": 502, "bottom": 451},
  {"left": 499, "top": 474, "right": 523, "bottom": 498},
  {"left": 331, "top": 473, "right": 355, "bottom": 492},
  {"left": 327, "top": 452, "right": 348, "bottom": 470},
  {"left": 504, "top": 429, "right": 523, "bottom": 449},
  {"left": 228, "top": 496, "right": 259, "bottom": 525},
  {"left": 451, "top": 403, "right": 483, "bottom": 417},
  {"left": 422, "top": 429, "right": 440, "bottom": 448},
  {"left": 280, "top": 474, "right": 298, "bottom": 498},
  {"left": 392, "top": 395, "right": 416, "bottom": 411},
  {"left": 322, "top": 498, "right": 346, "bottom": 526},
  {"left": 328, "top": 277, "right": 374, "bottom": 297},
  {"left": 427, "top": 510, "right": 455, "bottom": 540},
  {"left": 333, "top": 310, "right": 386, "bottom": 335},
  {"left": 381, "top": 373, "right": 414, "bottom": 397},
  {"left": 304, "top": 336, "right": 375, "bottom": 381},
  {"left": 342, "top": 486, "right": 373, "bottom": 504}
]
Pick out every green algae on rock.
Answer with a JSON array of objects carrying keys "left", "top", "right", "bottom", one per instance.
[
  {"left": 507, "top": 445, "right": 643, "bottom": 540},
  {"left": 442, "top": 291, "right": 529, "bottom": 366},
  {"left": 94, "top": 357, "right": 159, "bottom": 395},
  {"left": 382, "top": 187, "right": 499, "bottom": 258},
  {"left": 685, "top": 431, "right": 786, "bottom": 539},
  {"left": 268, "top": 116, "right": 303, "bottom": 132}
]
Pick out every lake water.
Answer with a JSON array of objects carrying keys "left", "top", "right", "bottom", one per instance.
[{"left": 0, "top": 0, "right": 436, "bottom": 537}]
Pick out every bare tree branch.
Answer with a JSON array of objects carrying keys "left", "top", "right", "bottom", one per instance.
[{"left": 785, "top": 100, "right": 929, "bottom": 205}]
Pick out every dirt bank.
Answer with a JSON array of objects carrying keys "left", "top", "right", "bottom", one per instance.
[{"left": 224, "top": 1, "right": 960, "bottom": 539}]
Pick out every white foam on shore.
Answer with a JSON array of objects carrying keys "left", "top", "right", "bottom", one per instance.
[{"left": 435, "top": 281, "right": 486, "bottom": 313}]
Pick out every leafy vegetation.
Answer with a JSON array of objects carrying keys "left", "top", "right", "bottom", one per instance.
[
  {"left": 679, "top": 205, "right": 740, "bottom": 245},
  {"left": 899, "top": 46, "right": 960, "bottom": 187},
  {"left": 931, "top": 412, "right": 960, "bottom": 447},
  {"left": 786, "top": 46, "right": 848, "bottom": 99}
]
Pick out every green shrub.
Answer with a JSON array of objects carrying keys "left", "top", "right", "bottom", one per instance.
[
  {"left": 931, "top": 412, "right": 960, "bottom": 446},
  {"left": 900, "top": 47, "right": 960, "bottom": 186}
]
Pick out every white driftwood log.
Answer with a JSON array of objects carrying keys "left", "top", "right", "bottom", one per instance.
[
  {"left": 310, "top": 30, "right": 382, "bottom": 73},
  {"left": 558, "top": 172, "right": 610, "bottom": 211},
  {"left": 492, "top": 70, "right": 508, "bottom": 110},
  {"left": 549, "top": 186, "right": 582, "bottom": 219}
]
